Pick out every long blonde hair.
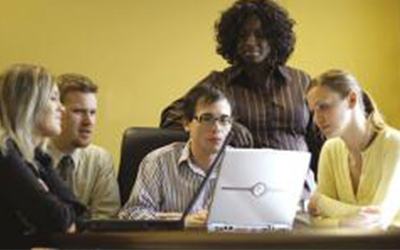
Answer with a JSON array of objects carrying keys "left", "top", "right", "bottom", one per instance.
[
  {"left": 308, "top": 69, "right": 385, "bottom": 132},
  {"left": 0, "top": 64, "right": 55, "bottom": 162}
]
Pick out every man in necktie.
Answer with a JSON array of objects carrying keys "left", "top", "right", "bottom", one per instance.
[{"left": 47, "top": 73, "right": 120, "bottom": 219}]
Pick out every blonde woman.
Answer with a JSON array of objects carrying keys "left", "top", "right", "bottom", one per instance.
[
  {"left": 306, "top": 69, "right": 400, "bottom": 229},
  {"left": 0, "top": 64, "right": 86, "bottom": 248}
]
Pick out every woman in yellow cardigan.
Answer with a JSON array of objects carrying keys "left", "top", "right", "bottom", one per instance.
[{"left": 306, "top": 69, "right": 400, "bottom": 229}]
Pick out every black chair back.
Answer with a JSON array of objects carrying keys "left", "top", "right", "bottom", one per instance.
[{"left": 118, "top": 127, "right": 188, "bottom": 205}]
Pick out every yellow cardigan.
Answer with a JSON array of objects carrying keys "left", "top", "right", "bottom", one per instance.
[{"left": 313, "top": 127, "right": 400, "bottom": 228}]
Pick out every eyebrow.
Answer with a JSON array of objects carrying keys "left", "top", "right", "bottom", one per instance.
[
  {"left": 198, "top": 113, "right": 231, "bottom": 117},
  {"left": 314, "top": 99, "right": 330, "bottom": 105}
]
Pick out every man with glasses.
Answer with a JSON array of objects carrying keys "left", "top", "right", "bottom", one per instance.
[{"left": 119, "top": 84, "right": 232, "bottom": 223}]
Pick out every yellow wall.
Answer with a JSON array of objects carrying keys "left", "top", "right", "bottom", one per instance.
[{"left": 0, "top": 0, "right": 399, "bottom": 169}]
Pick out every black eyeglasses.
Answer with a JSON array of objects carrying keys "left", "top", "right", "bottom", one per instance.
[{"left": 194, "top": 113, "right": 233, "bottom": 126}]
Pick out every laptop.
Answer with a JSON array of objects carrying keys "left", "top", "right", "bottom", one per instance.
[
  {"left": 207, "top": 148, "right": 310, "bottom": 233},
  {"left": 80, "top": 132, "right": 232, "bottom": 232}
]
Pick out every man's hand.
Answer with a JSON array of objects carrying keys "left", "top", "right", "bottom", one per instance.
[{"left": 185, "top": 210, "right": 208, "bottom": 228}]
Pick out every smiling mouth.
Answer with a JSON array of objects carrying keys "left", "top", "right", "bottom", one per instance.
[{"left": 244, "top": 50, "right": 261, "bottom": 56}]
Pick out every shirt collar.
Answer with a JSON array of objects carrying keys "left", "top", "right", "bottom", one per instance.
[
  {"left": 46, "top": 141, "right": 81, "bottom": 168},
  {"left": 178, "top": 141, "right": 191, "bottom": 166},
  {"left": 227, "top": 65, "right": 292, "bottom": 87},
  {"left": 277, "top": 65, "right": 292, "bottom": 82},
  {"left": 178, "top": 140, "right": 218, "bottom": 178}
]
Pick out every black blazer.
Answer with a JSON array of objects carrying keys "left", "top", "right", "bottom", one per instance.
[{"left": 0, "top": 139, "right": 86, "bottom": 248}]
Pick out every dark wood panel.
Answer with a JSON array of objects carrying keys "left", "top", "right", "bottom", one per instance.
[{"left": 32, "top": 228, "right": 400, "bottom": 249}]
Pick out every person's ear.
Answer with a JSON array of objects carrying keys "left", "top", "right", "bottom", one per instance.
[{"left": 347, "top": 91, "right": 357, "bottom": 109}]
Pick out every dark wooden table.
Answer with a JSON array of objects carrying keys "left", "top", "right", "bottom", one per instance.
[{"left": 32, "top": 227, "right": 400, "bottom": 249}]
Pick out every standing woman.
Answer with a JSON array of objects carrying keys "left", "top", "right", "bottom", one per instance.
[
  {"left": 0, "top": 64, "right": 86, "bottom": 247},
  {"left": 160, "top": 0, "right": 324, "bottom": 200},
  {"left": 306, "top": 69, "right": 400, "bottom": 229}
]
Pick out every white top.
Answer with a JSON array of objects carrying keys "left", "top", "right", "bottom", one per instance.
[{"left": 313, "top": 127, "right": 400, "bottom": 228}]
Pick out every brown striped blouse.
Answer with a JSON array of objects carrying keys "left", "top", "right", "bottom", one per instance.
[{"left": 160, "top": 65, "right": 324, "bottom": 179}]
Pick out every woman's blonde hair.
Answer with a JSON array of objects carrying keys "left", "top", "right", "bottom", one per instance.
[
  {"left": 0, "top": 64, "right": 55, "bottom": 162},
  {"left": 308, "top": 69, "right": 385, "bottom": 132}
]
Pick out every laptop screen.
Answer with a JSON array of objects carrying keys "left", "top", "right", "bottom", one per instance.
[{"left": 207, "top": 148, "right": 310, "bottom": 232}]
